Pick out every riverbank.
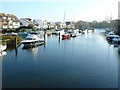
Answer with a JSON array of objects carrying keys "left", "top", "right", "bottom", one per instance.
[{"left": 1, "top": 35, "right": 23, "bottom": 47}]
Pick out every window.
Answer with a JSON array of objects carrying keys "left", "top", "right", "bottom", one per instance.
[{"left": 3, "top": 17, "right": 6, "bottom": 19}]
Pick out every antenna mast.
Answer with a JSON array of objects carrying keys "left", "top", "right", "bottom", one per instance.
[{"left": 64, "top": 11, "right": 66, "bottom": 22}]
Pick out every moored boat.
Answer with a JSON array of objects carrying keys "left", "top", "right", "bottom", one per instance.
[
  {"left": 112, "top": 35, "right": 120, "bottom": 43},
  {"left": 106, "top": 35, "right": 119, "bottom": 42},
  {"left": 71, "top": 33, "right": 80, "bottom": 37},
  {"left": 62, "top": 34, "right": 70, "bottom": 38},
  {"left": 21, "top": 34, "right": 44, "bottom": 48}
]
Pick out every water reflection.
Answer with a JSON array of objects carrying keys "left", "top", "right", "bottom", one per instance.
[
  {"left": 0, "top": 51, "right": 7, "bottom": 89},
  {"left": 59, "top": 37, "right": 61, "bottom": 44},
  {"left": 31, "top": 47, "right": 39, "bottom": 57},
  {"left": 15, "top": 47, "right": 18, "bottom": 57},
  {"left": 0, "top": 51, "right": 7, "bottom": 60},
  {"left": 0, "top": 56, "right": 2, "bottom": 90},
  {"left": 62, "top": 38, "right": 70, "bottom": 40}
]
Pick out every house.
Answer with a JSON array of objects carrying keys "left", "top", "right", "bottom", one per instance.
[
  {"left": 0, "top": 13, "right": 8, "bottom": 29},
  {"left": 33, "top": 19, "right": 43, "bottom": 30},
  {"left": 7, "top": 14, "right": 20, "bottom": 29},
  {"left": 33, "top": 19, "right": 49, "bottom": 30},
  {"left": 0, "top": 13, "right": 20, "bottom": 29},
  {"left": 55, "top": 22, "right": 66, "bottom": 29},
  {"left": 20, "top": 18, "right": 33, "bottom": 27},
  {"left": 65, "top": 21, "right": 75, "bottom": 29},
  {"left": 42, "top": 20, "right": 48, "bottom": 29},
  {"left": 47, "top": 22, "right": 57, "bottom": 29}
]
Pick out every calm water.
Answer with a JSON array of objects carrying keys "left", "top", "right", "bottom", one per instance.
[{"left": 1, "top": 29, "right": 119, "bottom": 88}]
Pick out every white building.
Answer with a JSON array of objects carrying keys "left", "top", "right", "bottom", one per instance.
[
  {"left": 55, "top": 22, "right": 66, "bottom": 29},
  {"left": 20, "top": 18, "right": 33, "bottom": 27},
  {"left": 0, "top": 13, "right": 20, "bottom": 29},
  {"left": 33, "top": 19, "right": 43, "bottom": 29},
  {"left": 42, "top": 20, "right": 48, "bottom": 29},
  {"left": 33, "top": 19, "right": 49, "bottom": 30},
  {"left": 65, "top": 21, "right": 75, "bottom": 29}
]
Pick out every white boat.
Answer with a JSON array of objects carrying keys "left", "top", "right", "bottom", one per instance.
[
  {"left": 71, "top": 33, "right": 80, "bottom": 37},
  {"left": 21, "top": 34, "right": 44, "bottom": 48},
  {"left": 71, "top": 29, "right": 80, "bottom": 37},
  {"left": 30, "top": 31, "right": 44, "bottom": 38},
  {"left": 0, "top": 44, "right": 7, "bottom": 53},
  {"left": 105, "top": 31, "right": 115, "bottom": 37},
  {"left": 106, "top": 34, "right": 119, "bottom": 42},
  {"left": 112, "top": 35, "right": 120, "bottom": 43}
]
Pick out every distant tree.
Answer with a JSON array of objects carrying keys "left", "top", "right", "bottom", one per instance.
[{"left": 75, "top": 21, "right": 89, "bottom": 30}]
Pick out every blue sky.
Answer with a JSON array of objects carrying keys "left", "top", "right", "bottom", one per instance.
[{"left": 1, "top": 0, "right": 119, "bottom": 22}]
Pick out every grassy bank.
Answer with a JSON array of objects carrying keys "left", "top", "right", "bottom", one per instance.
[{"left": 2, "top": 35, "right": 23, "bottom": 47}]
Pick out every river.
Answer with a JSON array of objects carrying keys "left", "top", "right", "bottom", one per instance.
[{"left": 1, "top": 29, "right": 119, "bottom": 88}]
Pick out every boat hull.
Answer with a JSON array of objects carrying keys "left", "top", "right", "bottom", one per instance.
[{"left": 22, "top": 41, "right": 44, "bottom": 48}]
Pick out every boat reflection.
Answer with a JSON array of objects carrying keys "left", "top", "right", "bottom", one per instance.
[
  {"left": 22, "top": 46, "right": 40, "bottom": 58},
  {"left": 62, "top": 37, "right": 70, "bottom": 40},
  {"left": 0, "top": 51, "right": 7, "bottom": 60},
  {"left": 31, "top": 47, "right": 39, "bottom": 57},
  {"left": 22, "top": 43, "right": 44, "bottom": 49}
]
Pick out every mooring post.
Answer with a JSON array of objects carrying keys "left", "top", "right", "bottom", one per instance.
[
  {"left": 59, "top": 32, "right": 60, "bottom": 38},
  {"left": 44, "top": 31, "right": 46, "bottom": 42},
  {"left": 15, "top": 37, "right": 17, "bottom": 48},
  {"left": 87, "top": 29, "right": 88, "bottom": 33},
  {"left": 15, "top": 47, "right": 18, "bottom": 57},
  {"left": 43, "top": 31, "right": 46, "bottom": 50}
]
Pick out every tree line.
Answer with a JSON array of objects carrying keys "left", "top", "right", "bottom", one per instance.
[{"left": 75, "top": 20, "right": 110, "bottom": 30}]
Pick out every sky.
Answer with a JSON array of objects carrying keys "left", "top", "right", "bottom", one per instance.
[{"left": 0, "top": 0, "right": 119, "bottom": 22}]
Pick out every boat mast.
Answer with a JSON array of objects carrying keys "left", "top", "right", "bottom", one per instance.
[
  {"left": 64, "top": 11, "right": 66, "bottom": 29},
  {"left": 110, "top": 12, "right": 112, "bottom": 30},
  {"left": 73, "top": 11, "right": 75, "bottom": 30}
]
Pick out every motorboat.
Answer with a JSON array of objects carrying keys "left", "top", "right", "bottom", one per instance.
[
  {"left": 70, "top": 29, "right": 80, "bottom": 37},
  {"left": 105, "top": 30, "right": 115, "bottom": 37},
  {"left": 106, "top": 34, "right": 119, "bottom": 42},
  {"left": 21, "top": 34, "right": 44, "bottom": 48},
  {"left": 30, "top": 31, "right": 44, "bottom": 38},
  {"left": 62, "top": 33, "right": 71, "bottom": 38},
  {"left": 71, "top": 33, "right": 79, "bottom": 37},
  {"left": 82, "top": 30, "right": 86, "bottom": 34},
  {"left": 112, "top": 35, "right": 120, "bottom": 43}
]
